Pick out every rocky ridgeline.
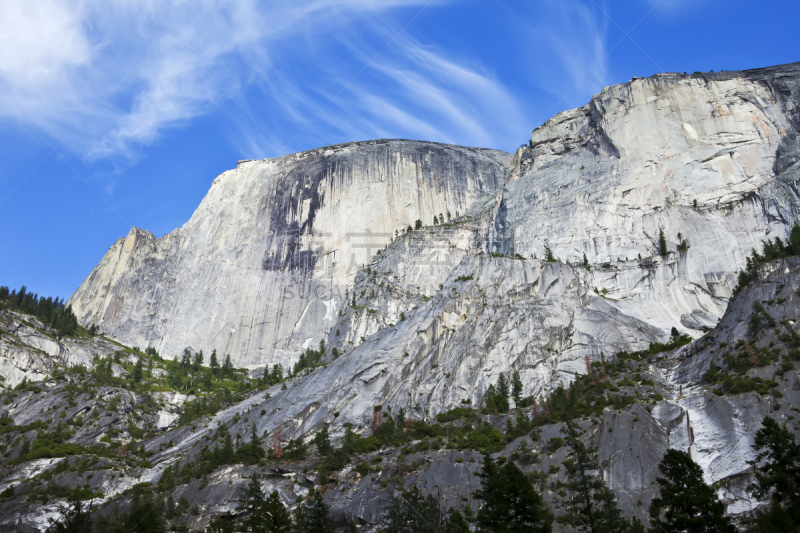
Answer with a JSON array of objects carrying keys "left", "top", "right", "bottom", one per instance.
[{"left": 0, "top": 62, "right": 798, "bottom": 530}]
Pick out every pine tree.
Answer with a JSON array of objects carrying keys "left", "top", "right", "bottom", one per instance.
[
  {"left": 181, "top": 349, "right": 191, "bottom": 368},
  {"left": 270, "top": 364, "right": 283, "bottom": 383},
  {"left": 381, "top": 485, "right": 444, "bottom": 533},
  {"left": 209, "top": 349, "right": 219, "bottom": 376},
  {"left": 133, "top": 357, "right": 143, "bottom": 383},
  {"left": 49, "top": 499, "right": 94, "bottom": 533},
  {"left": 560, "top": 421, "right": 632, "bottom": 533},
  {"left": 659, "top": 229, "right": 668, "bottom": 257},
  {"left": 193, "top": 350, "right": 203, "bottom": 371},
  {"left": 650, "top": 449, "right": 735, "bottom": 533},
  {"left": 497, "top": 374, "right": 509, "bottom": 399},
  {"left": 583, "top": 252, "right": 589, "bottom": 266},
  {"left": 262, "top": 490, "right": 293, "bottom": 533},
  {"left": 216, "top": 425, "right": 235, "bottom": 464},
  {"left": 238, "top": 472, "right": 264, "bottom": 516},
  {"left": 295, "top": 489, "right": 334, "bottom": 533},
  {"left": 177, "top": 492, "right": 190, "bottom": 512},
  {"left": 342, "top": 424, "right": 358, "bottom": 456},
  {"left": 314, "top": 426, "right": 333, "bottom": 456},
  {"left": 511, "top": 371, "right": 523, "bottom": 407},
  {"left": 545, "top": 247, "right": 556, "bottom": 262},
  {"left": 747, "top": 416, "right": 800, "bottom": 527},
  {"left": 222, "top": 354, "right": 233, "bottom": 377},
  {"left": 165, "top": 495, "right": 176, "bottom": 519},
  {"left": 475, "top": 454, "right": 552, "bottom": 533},
  {"left": 126, "top": 490, "right": 166, "bottom": 533},
  {"left": 444, "top": 508, "right": 469, "bottom": 533},
  {"left": 238, "top": 472, "right": 278, "bottom": 533},
  {"left": 240, "top": 423, "right": 264, "bottom": 462},
  {"left": 484, "top": 383, "right": 509, "bottom": 413}
]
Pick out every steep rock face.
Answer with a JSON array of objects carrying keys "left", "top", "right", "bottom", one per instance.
[
  {"left": 69, "top": 140, "right": 510, "bottom": 367},
  {"left": 483, "top": 63, "right": 800, "bottom": 369},
  {"left": 221, "top": 64, "right": 800, "bottom": 437},
  {"left": 69, "top": 64, "right": 800, "bottom": 429}
]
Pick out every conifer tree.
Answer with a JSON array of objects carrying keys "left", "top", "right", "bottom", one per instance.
[
  {"left": 382, "top": 485, "right": 444, "bottom": 533},
  {"left": 238, "top": 473, "right": 291, "bottom": 533},
  {"left": 263, "top": 491, "right": 293, "bottom": 533},
  {"left": 177, "top": 492, "right": 190, "bottom": 512},
  {"left": 120, "top": 489, "right": 166, "bottom": 533},
  {"left": 193, "top": 350, "right": 203, "bottom": 371},
  {"left": 474, "top": 454, "right": 552, "bottom": 533},
  {"left": 165, "top": 495, "right": 176, "bottom": 519},
  {"left": 342, "top": 423, "right": 358, "bottom": 456},
  {"left": 181, "top": 349, "right": 191, "bottom": 368},
  {"left": 650, "top": 449, "right": 735, "bottom": 533},
  {"left": 202, "top": 369, "right": 213, "bottom": 390},
  {"left": 238, "top": 472, "right": 264, "bottom": 530},
  {"left": 497, "top": 374, "right": 509, "bottom": 399},
  {"left": 215, "top": 425, "right": 235, "bottom": 464},
  {"left": 293, "top": 489, "right": 333, "bottom": 533},
  {"left": 49, "top": 499, "right": 94, "bottom": 532},
  {"left": 209, "top": 349, "right": 219, "bottom": 376},
  {"left": 133, "top": 357, "right": 143, "bottom": 383},
  {"left": 270, "top": 364, "right": 283, "bottom": 383},
  {"left": 314, "top": 426, "right": 333, "bottom": 456},
  {"left": 560, "top": 421, "right": 631, "bottom": 533},
  {"left": 222, "top": 354, "right": 233, "bottom": 377},
  {"left": 511, "top": 370, "right": 523, "bottom": 407},
  {"left": 444, "top": 508, "right": 469, "bottom": 533},
  {"left": 659, "top": 229, "right": 668, "bottom": 257},
  {"left": 484, "top": 383, "right": 509, "bottom": 413},
  {"left": 747, "top": 416, "right": 800, "bottom": 528},
  {"left": 240, "top": 423, "right": 264, "bottom": 462}
]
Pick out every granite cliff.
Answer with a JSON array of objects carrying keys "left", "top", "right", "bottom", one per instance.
[
  {"left": 69, "top": 140, "right": 510, "bottom": 369},
  {"left": 70, "top": 62, "right": 800, "bottom": 415},
  {"left": 0, "top": 62, "right": 797, "bottom": 530}
]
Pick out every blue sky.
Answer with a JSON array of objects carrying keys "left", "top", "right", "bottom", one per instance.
[{"left": 1, "top": 0, "right": 798, "bottom": 300}]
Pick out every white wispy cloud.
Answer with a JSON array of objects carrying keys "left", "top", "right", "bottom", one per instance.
[
  {"left": 641, "top": 0, "right": 709, "bottom": 13},
  {"left": 0, "top": 0, "right": 449, "bottom": 161},
  {"left": 518, "top": 0, "right": 610, "bottom": 110}
]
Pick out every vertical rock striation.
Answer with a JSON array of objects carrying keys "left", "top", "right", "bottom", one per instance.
[
  {"left": 69, "top": 63, "right": 800, "bottom": 423},
  {"left": 69, "top": 140, "right": 510, "bottom": 367}
]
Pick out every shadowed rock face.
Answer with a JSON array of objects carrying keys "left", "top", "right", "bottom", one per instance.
[{"left": 68, "top": 140, "right": 510, "bottom": 368}]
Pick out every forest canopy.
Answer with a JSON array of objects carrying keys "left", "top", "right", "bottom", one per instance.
[{"left": 0, "top": 285, "right": 79, "bottom": 336}]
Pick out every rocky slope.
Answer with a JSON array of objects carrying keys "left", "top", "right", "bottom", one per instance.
[
  {"left": 0, "top": 310, "right": 120, "bottom": 389},
  {"left": 0, "top": 255, "right": 798, "bottom": 531}
]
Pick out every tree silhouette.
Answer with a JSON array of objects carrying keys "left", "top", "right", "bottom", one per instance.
[{"left": 650, "top": 449, "right": 735, "bottom": 533}]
